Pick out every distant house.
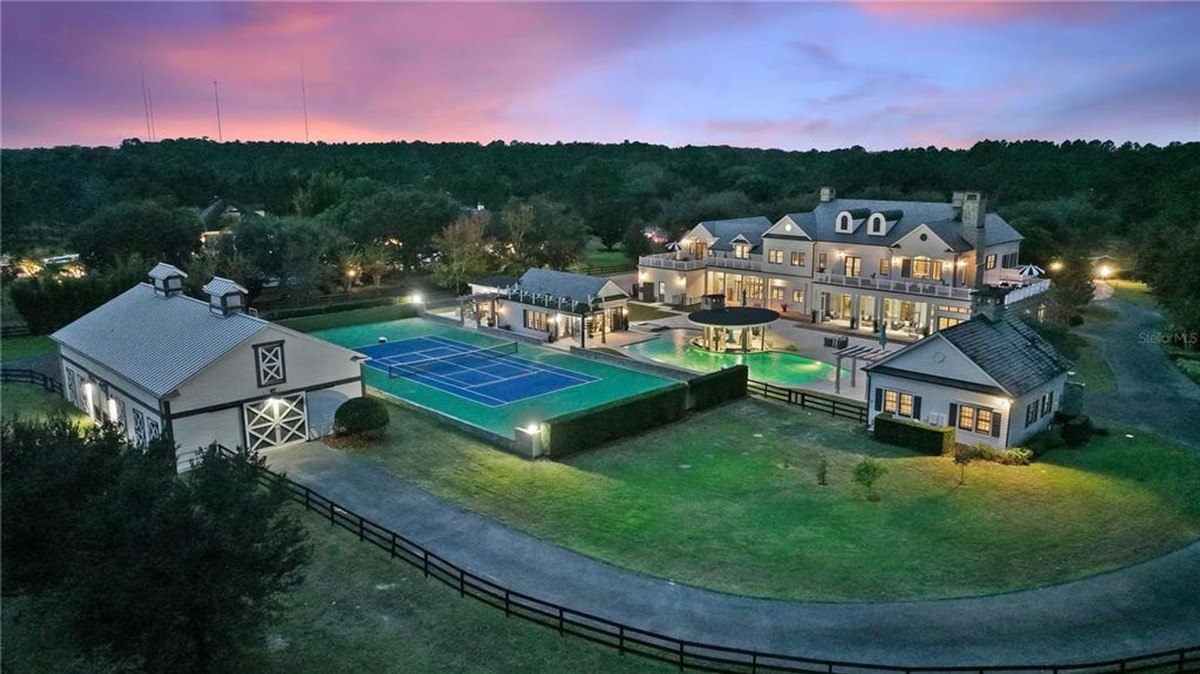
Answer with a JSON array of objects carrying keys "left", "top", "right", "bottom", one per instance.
[
  {"left": 200, "top": 197, "right": 265, "bottom": 230},
  {"left": 491, "top": 268, "right": 630, "bottom": 346},
  {"left": 863, "top": 292, "right": 1071, "bottom": 449},
  {"left": 51, "top": 263, "right": 363, "bottom": 470}
]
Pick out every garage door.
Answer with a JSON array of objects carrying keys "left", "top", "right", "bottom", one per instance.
[{"left": 244, "top": 393, "right": 309, "bottom": 451}]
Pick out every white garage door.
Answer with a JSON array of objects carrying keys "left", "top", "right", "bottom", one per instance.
[{"left": 244, "top": 393, "right": 309, "bottom": 451}]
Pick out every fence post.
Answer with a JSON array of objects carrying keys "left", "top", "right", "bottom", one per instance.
[
  {"left": 459, "top": 568, "right": 465, "bottom": 598},
  {"left": 423, "top": 551, "right": 429, "bottom": 577},
  {"left": 618, "top": 626, "right": 624, "bottom": 654},
  {"left": 678, "top": 641, "right": 684, "bottom": 670},
  {"left": 358, "top": 516, "right": 365, "bottom": 541},
  {"left": 558, "top": 607, "right": 564, "bottom": 636},
  {"left": 389, "top": 533, "right": 397, "bottom": 559},
  {"left": 329, "top": 500, "right": 335, "bottom": 525}
]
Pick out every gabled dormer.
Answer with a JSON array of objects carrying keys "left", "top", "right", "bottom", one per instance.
[
  {"left": 763, "top": 214, "right": 814, "bottom": 240},
  {"left": 147, "top": 262, "right": 187, "bottom": 298},
  {"left": 867, "top": 210, "right": 903, "bottom": 237},
  {"left": 203, "top": 276, "right": 249, "bottom": 317},
  {"left": 730, "top": 234, "right": 753, "bottom": 259},
  {"left": 835, "top": 208, "right": 870, "bottom": 234}
]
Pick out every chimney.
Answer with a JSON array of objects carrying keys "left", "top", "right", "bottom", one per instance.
[
  {"left": 202, "top": 276, "right": 249, "bottom": 317},
  {"left": 971, "top": 286, "right": 1007, "bottom": 323},
  {"left": 147, "top": 262, "right": 188, "bottom": 298},
  {"left": 819, "top": 186, "right": 836, "bottom": 203},
  {"left": 960, "top": 191, "right": 988, "bottom": 290}
]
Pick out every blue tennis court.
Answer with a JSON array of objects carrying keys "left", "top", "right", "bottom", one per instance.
[{"left": 354, "top": 334, "right": 599, "bottom": 407}]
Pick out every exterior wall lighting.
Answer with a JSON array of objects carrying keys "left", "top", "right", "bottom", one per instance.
[
  {"left": 107, "top": 398, "right": 119, "bottom": 422},
  {"left": 524, "top": 422, "right": 541, "bottom": 434}
]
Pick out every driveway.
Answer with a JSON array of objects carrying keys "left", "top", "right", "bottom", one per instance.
[
  {"left": 269, "top": 442, "right": 1200, "bottom": 667},
  {"left": 1080, "top": 288, "right": 1200, "bottom": 448}
]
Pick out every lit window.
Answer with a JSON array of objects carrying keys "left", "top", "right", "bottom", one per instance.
[
  {"left": 879, "top": 258, "right": 891, "bottom": 275},
  {"left": 770, "top": 286, "right": 785, "bottom": 300},
  {"left": 791, "top": 251, "right": 805, "bottom": 266},
  {"left": 884, "top": 390, "right": 899, "bottom": 414},
  {"left": 986, "top": 254, "right": 997, "bottom": 270},
  {"left": 817, "top": 253, "right": 827, "bottom": 270},
  {"left": 898, "top": 393, "right": 914, "bottom": 417},
  {"left": 734, "top": 244, "right": 751, "bottom": 260},
  {"left": 768, "top": 250, "right": 783, "bottom": 264},
  {"left": 976, "top": 409, "right": 992, "bottom": 435},
  {"left": 958, "top": 405, "right": 976, "bottom": 431},
  {"left": 792, "top": 289, "right": 804, "bottom": 303}
]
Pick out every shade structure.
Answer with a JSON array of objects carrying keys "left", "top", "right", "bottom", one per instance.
[
  {"left": 1016, "top": 264, "right": 1044, "bottom": 278},
  {"left": 686, "top": 306, "right": 780, "bottom": 353}
]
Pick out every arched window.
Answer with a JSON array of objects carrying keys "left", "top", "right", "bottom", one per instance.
[
  {"left": 868, "top": 213, "right": 886, "bottom": 235},
  {"left": 836, "top": 211, "right": 852, "bottom": 232}
]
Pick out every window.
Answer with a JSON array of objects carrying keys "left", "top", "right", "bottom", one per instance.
[
  {"left": 836, "top": 212, "right": 852, "bottom": 232},
  {"left": 254, "top": 341, "right": 287, "bottom": 387},
  {"left": 844, "top": 255, "right": 862, "bottom": 278},
  {"left": 791, "top": 251, "right": 805, "bottom": 266},
  {"left": 985, "top": 254, "right": 997, "bottom": 270},
  {"left": 911, "top": 258, "right": 932, "bottom": 279},
  {"left": 957, "top": 403, "right": 997, "bottom": 434},
  {"left": 817, "top": 253, "right": 827, "bottom": 271},
  {"left": 132, "top": 408, "right": 147, "bottom": 446},
  {"left": 1025, "top": 401, "right": 1039, "bottom": 427},
  {"left": 975, "top": 409, "right": 992, "bottom": 435},
  {"left": 932, "top": 261, "right": 944, "bottom": 279},
  {"left": 879, "top": 258, "right": 891, "bottom": 275},
  {"left": 958, "top": 404, "right": 976, "bottom": 431},
  {"left": 745, "top": 276, "right": 764, "bottom": 300},
  {"left": 868, "top": 214, "right": 885, "bottom": 235},
  {"left": 881, "top": 389, "right": 917, "bottom": 419},
  {"left": 898, "top": 393, "right": 914, "bottom": 417},
  {"left": 770, "top": 286, "right": 785, "bottom": 300},
  {"left": 768, "top": 249, "right": 783, "bottom": 264},
  {"left": 734, "top": 244, "right": 751, "bottom": 259},
  {"left": 792, "top": 289, "right": 804, "bottom": 303},
  {"left": 883, "top": 389, "right": 898, "bottom": 413},
  {"left": 524, "top": 310, "right": 550, "bottom": 331},
  {"left": 1041, "top": 390, "right": 1054, "bottom": 416}
]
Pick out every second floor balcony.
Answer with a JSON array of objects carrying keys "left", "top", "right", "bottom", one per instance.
[
  {"left": 638, "top": 252, "right": 762, "bottom": 273},
  {"left": 814, "top": 272, "right": 974, "bottom": 301}
]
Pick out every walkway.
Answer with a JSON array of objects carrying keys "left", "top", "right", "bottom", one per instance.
[
  {"left": 1080, "top": 285, "right": 1200, "bottom": 448},
  {"left": 269, "top": 442, "right": 1200, "bottom": 667}
]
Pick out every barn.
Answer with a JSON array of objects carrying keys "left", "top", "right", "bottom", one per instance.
[{"left": 51, "top": 263, "right": 363, "bottom": 469}]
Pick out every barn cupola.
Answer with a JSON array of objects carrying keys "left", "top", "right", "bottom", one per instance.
[
  {"left": 202, "top": 276, "right": 249, "bottom": 317},
  {"left": 147, "top": 262, "right": 188, "bottom": 298}
]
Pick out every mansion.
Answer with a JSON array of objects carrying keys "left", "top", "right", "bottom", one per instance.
[{"left": 637, "top": 188, "right": 1049, "bottom": 338}]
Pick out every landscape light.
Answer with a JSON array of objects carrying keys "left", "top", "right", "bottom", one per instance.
[
  {"left": 524, "top": 422, "right": 541, "bottom": 434},
  {"left": 411, "top": 292, "right": 424, "bottom": 305},
  {"left": 1049, "top": 261, "right": 1064, "bottom": 272},
  {"left": 1098, "top": 265, "right": 1112, "bottom": 279}
]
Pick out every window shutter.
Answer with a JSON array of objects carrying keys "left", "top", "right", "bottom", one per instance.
[
  {"left": 949, "top": 403, "right": 958, "bottom": 426},
  {"left": 912, "top": 396, "right": 922, "bottom": 420},
  {"left": 901, "top": 259, "right": 912, "bottom": 277},
  {"left": 992, "top": 412, "right": 1002, "bottom": 438},
  {"left": 875, "top": 388, "right": 883, "bottom": 412}
]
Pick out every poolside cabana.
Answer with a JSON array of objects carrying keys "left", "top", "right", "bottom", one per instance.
[{"left": 687, "top": 294, "right": 780, "bottom": 353}]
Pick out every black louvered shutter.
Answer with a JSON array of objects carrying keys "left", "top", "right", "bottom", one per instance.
[
  {"left": 875, "top": 388, "right": 884, "bottom": 412},
  {"left": 912, "top": 396, "right": 922, "bottom": 420},
  {"left": 949, "top": 403, "right": 958, "bottom": 428},
  {"left": 992, "top": 411, "right": 1002, "bottom": 438},
  {"left": 901, "top": 259, "right": 912, "bottom": 277}
]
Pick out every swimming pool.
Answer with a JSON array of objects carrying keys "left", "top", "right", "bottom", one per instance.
[{"left": 624, "top": 329, "right": 846, "bottom": 388}]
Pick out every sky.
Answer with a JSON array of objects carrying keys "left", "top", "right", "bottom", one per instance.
[{"left": 2, "top": 2, "right": 1198, "bottom": 150}]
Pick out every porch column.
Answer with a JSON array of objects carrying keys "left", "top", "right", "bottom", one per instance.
[
  {"left": 580, "top": 315, "right": 586, "bottom": 349},
  {"left": 850, "top": 294, "right": 860, "bottom": 330},
  {"left": 760, "top": 327, "right": 766, "bottom": 351},
  {"left": 601, "top": 309, "right": 608, "bottom": 344},
  {"left": 874, "top": 296, "right": 883, "bottom": 331},
  {"left": 835, "top": 354, "right": 843, "bottom": 394}
]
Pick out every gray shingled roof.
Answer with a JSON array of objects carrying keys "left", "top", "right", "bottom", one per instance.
[
  {"left": 51, "top": 283, "right": 270, "bottom": 398},
  {"left": 937, "top": 313, "right": 1072, "bottom": 396},
  {"left": 782, "top": 199, "right": 1022, "bottom": 251},
  {"left": 516, "top": 268, "right": 626, "bottom": 304},
  {"left": 699, "top": 217, "right": 773, "bottom": 252}
]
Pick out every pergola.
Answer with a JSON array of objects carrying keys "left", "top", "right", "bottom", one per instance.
[
  {"left": 833, "top": 344, "right": 891, "bottom": 394},
  {"left": 686, "top": 306, "right": 781, "bottom": 353}
]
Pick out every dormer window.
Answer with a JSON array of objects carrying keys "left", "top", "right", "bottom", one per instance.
[
  {"left": 868, "top": 213, "right": 886, "bottom": 236},
  {"left": 836, "top": 212, "right": 853, "bottom": 233},
  {"left": 734, "top": 243, "right": 751, "bottom": 259}
]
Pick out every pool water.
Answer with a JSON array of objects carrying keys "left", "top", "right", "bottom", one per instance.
[{"left": 625, "top": 329, "right": 846, "bottom": 388}]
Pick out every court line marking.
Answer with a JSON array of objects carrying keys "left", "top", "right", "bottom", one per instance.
[
  {"left": 424, "top": 334, "right": 598, "bottom": 384},
  {"left": 362, "top": 360, "right": 509, "bottom": 407}
]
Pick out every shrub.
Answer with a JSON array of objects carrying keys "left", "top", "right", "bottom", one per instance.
[
  {"left": 687, "top": 365, "right": 748, "bottom": 411},
  {"left": 1061, "top": 415, "right": 1094, "bottom": 447},
  {"left": 543, "top": 384, "right": 687, "bottom": 456},
  {"left": 952, "top": 444, "right": 981, "bottom": 484},
  {"left": 873, "top": 413, "right": 955, "bottom": 455},
  {"left": 963, "top": 442, "right": 1034, "bottom": 466},
  {"left": 852, "top": 458, "right": 887, "bottom": 501},
  {"left": 333, "top": 397, "right": 390, "bottom": 437},
  {"left": 1026, "top": 428, "right": 1065, "bottom": 457}
]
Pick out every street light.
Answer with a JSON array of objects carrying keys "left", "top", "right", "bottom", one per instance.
[
  {"left": 1098, "top": 265, "right": 1112, "bottom": 279},
  {"left": 1049, "top": 261, "right": 1064, "bottom": 273}
]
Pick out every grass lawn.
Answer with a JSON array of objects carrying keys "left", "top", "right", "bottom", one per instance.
[
  {"left": 1036, "top": 325, "right": 1116, "bottom": 395},
  {"left": 1, "top": 507, "right": 657, "bottom": 674},
  {"left": 279, "top": 303, "right": 417, "bottom": 333},
  {"left": 1106, "top": 279, "right": 1158, "bottom": 309},
  {"left": 0, "top": 335, "right": 56, "bottom": 361},
  {"left": 627, "top": 302, "right": 678, "bottom": 322},
  {"left": 1, "top": 382, "right": 87, "bottom": 423},
  {"left": 345, "top": 398, "right": 1200, "bottom": 601}
]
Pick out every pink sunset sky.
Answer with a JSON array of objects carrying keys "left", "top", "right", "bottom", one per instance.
[{"left": 2, "top": 1, "right": 1197, "bottom": 150}]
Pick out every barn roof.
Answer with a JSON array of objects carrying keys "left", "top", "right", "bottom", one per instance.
[
  {"left": 516, "top": 268, "right": 627, "bottom": 304},
  {"left": 51, "top": 283, "right": 270, "bottom": 398}
]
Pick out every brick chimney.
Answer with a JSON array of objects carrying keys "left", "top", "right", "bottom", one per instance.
[{"left": 819, "top": 186, "right": 836, "bottom": 203}]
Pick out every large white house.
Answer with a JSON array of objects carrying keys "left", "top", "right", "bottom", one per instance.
[
  {"left": 638, "top": 188, "right": 1049, "bottom": 338},
  {"left": 51, "top": 263, "right": 363, "bottom": 469},
  {"left": 862, "top": 293, "right": 1071, "bottom": 449}
]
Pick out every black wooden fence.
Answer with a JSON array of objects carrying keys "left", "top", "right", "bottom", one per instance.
[
  {"left": 747, "top": 379, "right": 868, "bottom": 423},
  {"left": 222, "top": 447, "right": 1197, "bottom": 674},
  {"left": 1, "top": 367, "right": 62, "bottom": 395}
]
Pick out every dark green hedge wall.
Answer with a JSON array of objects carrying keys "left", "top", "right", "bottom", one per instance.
[
  {"left": 543, "top": 384, "right": 687, "bottom": 456},
  {"left": 687, "top": 365, "right": 748, "bottom": 411},
  {"left": 873, "top": 413, "right": 956, "bottom": 455}
]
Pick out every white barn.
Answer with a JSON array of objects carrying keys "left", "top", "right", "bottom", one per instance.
[
  {"left": 863, "top": 296, "right": 1071, "bottom": 449},
  {"left": 51, "top": 263, "right": 363, "bottom": 469}
]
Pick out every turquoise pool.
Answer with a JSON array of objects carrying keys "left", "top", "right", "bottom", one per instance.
[{"left": 624, "top": 329, "right": 846, "bottom": 388}]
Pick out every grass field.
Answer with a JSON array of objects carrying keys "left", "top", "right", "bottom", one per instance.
[
  {"left": 583, "top": 240, "right": 629, "bottom": 269},
  {"left": 0, "top": 335, "right": 56, "bottom": 361},
  {"left": 1036, "top": 324, "right": 1116, "bottom": 395},
  {"left": 1, "top": 382, "right": 87, "bottom": 423},
  {"left": 1106, "top": 279, "right": 1158, "bottom": 308},
  {"left": 627, "top": 302, "right": 678, "bottom": 322},
  {"left": 346, "top": 397, "right": 1200, "bottom": 601},
  {"left": 1, "top": 506, "right": 657, "bottom": 674}
]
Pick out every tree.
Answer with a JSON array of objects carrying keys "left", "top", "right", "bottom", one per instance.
[
  {"left": 852, "top": 458, "right": 888, "bottom": 501},
  {"left": 182, "top": 247, "right": 262, "bottom": 301},
  {"left": 621, "top": 221, "right": 656, "bottom": 263},
  {"left": 235, "top": 216, "right": 345, "bottom": 300},
  {"left": 495, "top": 195, "right": 588, "bottom": 272},
  {"left": 292, "top": 171, "right": 345, "bottom": 216},
  {"left": 952, "top": 444, "right": 981, "bottom": 485},
  {"left": 357, "top": 242, "right": 394, "bottom": 288},
  {"left": 333, "top": 397, "right": 390, "bottom": 437},
  {"left": 1045, "top": 251, "right": 1095, "bottom": 326},
  {"left": 73, "top": 199, "right": 202, "bottom": 267},
  {"left": 335, "top": 248, "right": 362, "bottom": 293},
  {"left": 430, "top": 211, "right": 496, "bottom": 292},
  {"left": 328, "top": 187, "right": 461, "bottom": 271}
]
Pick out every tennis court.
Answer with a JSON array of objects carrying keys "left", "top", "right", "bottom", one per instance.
[
  {"left": 312, "top": 317, "right": 677, "bottom": 438},
  {"left": 355, "top": 335, "right": 598, "bottom": 407}
]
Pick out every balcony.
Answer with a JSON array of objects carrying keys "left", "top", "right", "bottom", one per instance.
[
  {"left": 637, "top": 253, "right": 705, "bottom": 272},
  {"left": 814, "top": 273, "right": 974, "bottom": 301},
  {"left": 1001, "top": 279, "right": 1051, "bottom": 305}
]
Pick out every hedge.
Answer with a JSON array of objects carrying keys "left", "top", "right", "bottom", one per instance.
[
  {"left": 277, "top": 302, "right": 418, "bottom": 333},
  {"left": 333, "top": 397, "right": 390, "bottom": 436},
  {"left": 268, "top": 296, "right": 408, "bottom": 320},
  {"left": 687, "top": 365, "right": 748, "bottom": 411},
  {"left": 543, "top": 383, "right": 687, "bottom": 456},
  {"left": 873, "top": 413, "right": 955, "bottom": 455},
  {"left": 964, "top": 442, "right": 1034, "bottom": 466}
]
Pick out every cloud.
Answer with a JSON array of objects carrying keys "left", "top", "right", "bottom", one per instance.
[{"left": 850, "top": 1, "right": 1117, "bottom": 25}]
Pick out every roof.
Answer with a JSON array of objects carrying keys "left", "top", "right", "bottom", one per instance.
[
  {"left": 516, "top": 268, "right": 627, "bottom": 304},
  {"left": 148, "top": 262, "right": 187, "bottom": 280},
  {"left": 470, "top": 274, "right": 520, "bottom": 289},
  {"left": 687, "top": 307, "right": 780, "bottom": 327},
  {"left": 783, "top": 198, "right": 1022, "bottom": 251},
  {"left": 199, "top": 197, "right": 263, "bottom": 229},
  {"left": 202, "top": 276, "right": 248, "bottom": 297},
  {"left": 867, "top": 313, "right": 1070, "bottom": 396},
  {"left": 697, "top": 217, "right": 773, "bottom": 252},
  {"left": 51, "top": 283, "right": 270, "bottom": 398}
]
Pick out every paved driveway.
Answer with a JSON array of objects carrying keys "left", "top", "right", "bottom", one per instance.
[{"left": 270, "top": 443, "right": 1200, "bottom": 667}]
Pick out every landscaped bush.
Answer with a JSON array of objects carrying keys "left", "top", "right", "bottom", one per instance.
[
  {"left": 964, "top": 442, "right": 1034, "bottom": 466},
  {"left": 269, "top": 296, "right": 412, "bottom": 320},
  {"left": 687, "top": 365, "right": 748, "bottom": 411},
  {"left": 1025, "top": 428, "right": 1066, "bottom": 456},
  {"left": 333, "top": 397, "right": 390, "bottom": 437},
  {"left": 543, "top": 384, "right": 687, "bottom": 456},
  {"left": 1061, "top": 415, "right": 1094, "bottom": 447},
  {"left": 872, "top": 413, "right": 955, "bottom": 455}
]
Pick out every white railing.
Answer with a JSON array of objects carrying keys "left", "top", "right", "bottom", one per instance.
[
  {"left": 706, "top": 256, "right": 762, "bottom": 272},
  {"left": 637, "top": 253, "right": 705, "bottom": 271},
  {"left": 814, "top": 273, "right": 974, "bottom": 300},
  {"left": 1003, "top": 279, "right": 1051, "bottom": 305}
]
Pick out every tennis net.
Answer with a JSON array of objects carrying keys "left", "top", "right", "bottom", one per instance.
[{"left": 387, "top": 341, "right": 520, "bottom": 379}]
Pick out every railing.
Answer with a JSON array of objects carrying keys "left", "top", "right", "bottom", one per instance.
[
  {"left": 814, "top": 273, "right": 974, "bottom": 301},
  {"left": 638, "top": 253, "right": 706, "bottom": 271},
  {"left": 1003, "top": 279, "right": 1051, "bottom": 305},
  {"left": 221, "top": 445, "right": 1198, "bottom": 674},
  {"left": 748, "top": 379, "right": 868, "bottom": 422},
  {"left": 1, "top": 367, "right": 62, "bottom": 395},
  {"left": 582, "top": 262, "right": 636, "bottom": 276},
  {"left": 2, "top": 325, "right": 32, "bottom": 338}
]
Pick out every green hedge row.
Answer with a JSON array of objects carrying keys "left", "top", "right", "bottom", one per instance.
[
  {"left": 277, "top": 302, "right": 418, "bottom": 333},
  {"left": 267, "top": 296, "right": 406, "bottom": 320},
  {"left": 873, "top": 413, "right": 956, "bottom": 455},
  {"left": 543, "top": 383, "right": 688, "bottom": 456},
  {"left": 687, "top": 365, "right": 748, "bottom": 411}
]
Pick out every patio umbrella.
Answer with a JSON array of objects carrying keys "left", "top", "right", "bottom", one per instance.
[
  {"left": 665, "top": 241, "right": 683, "bottom": 252},
  {"left": 878, "top": 321, "right": 888, "bottom": 348},
  {"left": 1016, "top": 264, "right": 1044, "bottom": 278}
]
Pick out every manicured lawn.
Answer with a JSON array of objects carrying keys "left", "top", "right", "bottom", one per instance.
[
  {"left": 1, "top": 507, "right": 656, "bottom": 674},
  {"left": 1106, "top": 279, "right": 1158, "bottom": 309},
  {"left": 627, "top": 302, "right": 678, "bottom": 322},
  {"left": 1, "top": 382, "right": 87, "bottom": 423},
  {"left": 345, "top": 398, "right": 1200, "bottom": 601},
  {"left": 279, "top": 303, "right": 417, "bottom": 333},
  {"left": 583, "top": 241, "right": 628, "bottom": 269},
  {"left": 0, "top": 335, "right": 56, "bottom": 361},
  {"left": 1036, "top": 326, "right": 1116, "bottom": 394}
]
